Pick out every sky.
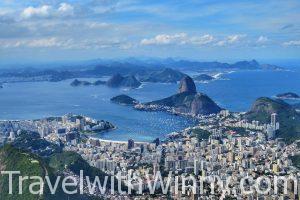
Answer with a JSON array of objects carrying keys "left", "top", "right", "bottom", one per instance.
[{"left": 0, "top": 0, "right": 300, "bottom": 64}]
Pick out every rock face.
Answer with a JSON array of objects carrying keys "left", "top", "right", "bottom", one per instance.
[
  {"left": 106, "top": 74, "right": 124, "bottom": 87},
  {"left": 190, "top": 93, "right": 222, "bottom": 115},
  {"left": 106, "top": 74, "right": 141, "bottom": 88},
  {"left": 178, "top": 76, "right": 197, "bottom": 94},
  {"left": 121, "top": 75, "right": 141, "bottom": 88},
  {"left": 111, "top": 95, "right": 139, "bottom": 105},
  {"left": 145, "top": 76, "right": 221, "bottom": 115}
]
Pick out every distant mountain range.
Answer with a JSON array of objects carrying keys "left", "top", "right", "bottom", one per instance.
[{"left": 0, "top": 58, "right": 283, "bottom": 84}]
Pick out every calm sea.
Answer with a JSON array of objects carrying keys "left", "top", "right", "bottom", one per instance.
[{"left": 0, "top": 68, "right": 299, "bottom": 141}]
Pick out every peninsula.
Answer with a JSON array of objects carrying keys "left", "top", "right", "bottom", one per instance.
[{"left": 133, "top": 76, "right": 222, "bottom": 116}]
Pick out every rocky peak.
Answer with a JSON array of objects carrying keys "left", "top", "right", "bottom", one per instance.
[
  {"left": 178, "top": 76, "right": 197, "bottom": 94},
  {"left": 106, "top": 74, "right": 124, "bottom": 87}
]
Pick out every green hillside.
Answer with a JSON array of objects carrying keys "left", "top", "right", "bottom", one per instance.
[
  {"left": 245, "top": 97, "right": 300, "bottom": 143},
  {"left": 0, "top": 145, "right": 46, "bottom": 200},
  {"left": 0, "top": 145, "right": 108, "bottom": 200}
]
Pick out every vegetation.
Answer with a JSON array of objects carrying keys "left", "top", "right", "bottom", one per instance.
[
  {"left": 191, "top": 128, "right": 211, "bottom": 140},
  {"left": 110, "top": 94, "right": 138, "bottom": 105},
  {"left": 0, "top": 140, "right": 111, "bottom": 199},
  {"left": 245, "top": 97, "right": 300, "bottom": 143},
  {"left": 47, "top": 151, "right": 123, "bottom": 190},
  {"left": 12, "top": 131, "right": 62, "bottom": 156},
  {"left": 225, "top": 127, "right": 249, "bottom": 136},
  {"left": 0, "top": 145, "right": 46, "bottom": 200}
]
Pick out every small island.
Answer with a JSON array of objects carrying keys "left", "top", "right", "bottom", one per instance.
[
  {"left": 111, "top": 94, "right": 139, "bottom": 105},
  {"left": 70, "top": 79, "right": 92, "bottom": 87},
  {"left": 70, "top": 79, "right": 105, "bottom": 87},
  {"left": 276, "top": 92, "right": 300, "bottom": 99}
]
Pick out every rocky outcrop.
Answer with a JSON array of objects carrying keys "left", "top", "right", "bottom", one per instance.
[
  {"left": 190, "top": 93, "right": 222, "bottom": 115},
  {"left": 144, "top": 76, "right": 221, "bottom": 115},
  {"left": 120, "top": 75, "right": 141, "bottom": 88},
  {"left": 178, "top": 76, "right": 197, "bottom": 94},
  {"left": 106, "top": 74, "right": 141, "bottom": 88},
  {"left": 106, "top": 74, "right": 124, "bottom": 87}
]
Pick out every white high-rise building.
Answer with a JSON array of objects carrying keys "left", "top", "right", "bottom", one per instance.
[
  {"left": 9, "top": 131, "right": 15, "bottom": 141},
  {"left": 271, "top": 113, "right": 277, "bottom": 126}
]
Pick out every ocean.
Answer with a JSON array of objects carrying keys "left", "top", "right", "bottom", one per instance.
[{"left": 0, "top": 68, "right": 299, "bottom": 141}]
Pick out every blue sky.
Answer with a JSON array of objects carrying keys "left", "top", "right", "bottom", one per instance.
[{"left": 0, "top": 0, "right": 300, "bottom": 63}]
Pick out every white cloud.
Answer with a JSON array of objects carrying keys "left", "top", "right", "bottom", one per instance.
[
  {"left": 141, "top": 33, "right": 215, "bottom": 46},
  {"left": 21, "top": 5, "right": 52, "bottom": 19},
  {"left": 227, "top": 34, "right": 246, "bottom": 43},
  {"left": 0, "top": 37, "right": 72, "bottom": 48},
  {"left": 283, "top": 40, "right": 300, "bottom": 46},
  {"left": 216, "top": 34, "right": 246, "bottom": 46},
  {"left": 0, "top": 37, "right": 132, "bottom": 50},
  {"left": 20, "top": 3, "right": 74, "bottom": 19},
  {"left": 86, "top": 22, "right": 110, "bottom": 29},
  {"left": 141, "top": 33, "right": 187, "bottom": 45},
  {"left": 257, "top": 36, "right": 269, "bottom": 43},
  {"left": 190, "top": 34, "right": 214, "bottom": 45},
  {"left": 26, "top": 37, "right": 66, "bottom": 47},
  {"left": 57, "top": 3, "right": 74, "bottom": 16}
]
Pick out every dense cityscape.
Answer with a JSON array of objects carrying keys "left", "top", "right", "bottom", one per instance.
[{"left": 1, "top": 105, "right": 300, "bottom": 199}]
